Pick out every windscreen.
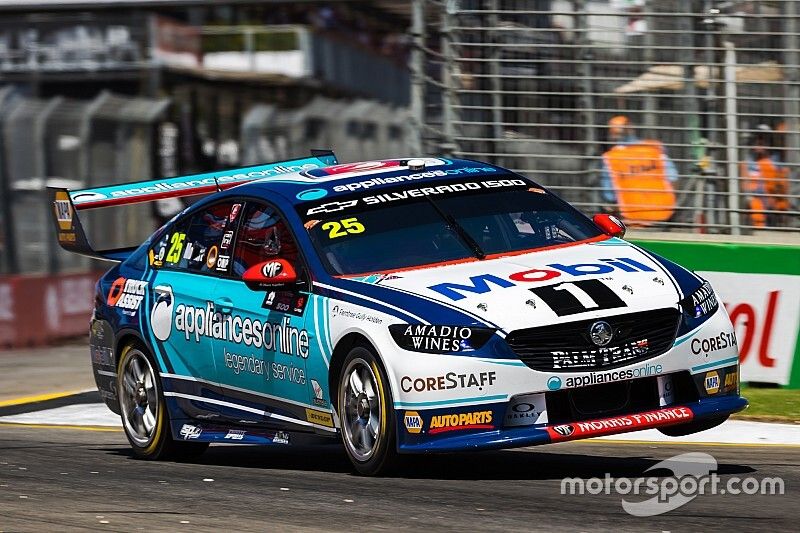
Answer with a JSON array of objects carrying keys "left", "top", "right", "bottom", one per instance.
[{"left": 298, "top": 176, "right": 603, "bottom": 275}]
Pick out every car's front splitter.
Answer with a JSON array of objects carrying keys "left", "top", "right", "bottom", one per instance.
[{"left": 396, "top": 394, "right": 748, "bottom": 453}]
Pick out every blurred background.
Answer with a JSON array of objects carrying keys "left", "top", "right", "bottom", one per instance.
[{"left": 0, "top": 1, "right": 798, "bottom": 367}]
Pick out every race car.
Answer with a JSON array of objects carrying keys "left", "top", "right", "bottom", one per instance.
[{"left": 51, "top": 152, "right": 746, "bottom": 475}]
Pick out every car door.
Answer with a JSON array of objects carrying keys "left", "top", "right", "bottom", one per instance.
[
  {"left": 148, "top": 200, "right": 238, "bottom": 420},
  {"left": 210, "top": 200, "right": 327, "bottom": 430}
]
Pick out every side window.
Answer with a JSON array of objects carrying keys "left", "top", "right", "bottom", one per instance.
[
  {"left": 231, "top": 203, "right": 301, "bottom": 278},
  {"left": 149, "top": 201, "right": 240, "bottom": 275}
]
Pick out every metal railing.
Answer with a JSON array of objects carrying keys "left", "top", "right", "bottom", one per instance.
[{"left": 410, "top": 0, "right": 800, "bottom": 236}]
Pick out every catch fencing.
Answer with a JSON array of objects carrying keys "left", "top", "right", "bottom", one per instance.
[
  {"left": 410, "top": 0, "right": 800, "bottom": 235},
  {"left": 0, "top": 90, "right": 170, "bottom": 276},
  {"left": 240, "top": 96, "right": 412, "bottom": 166},
  {"left": 0, "top": 88, "right": 411, "bottom": 277}
]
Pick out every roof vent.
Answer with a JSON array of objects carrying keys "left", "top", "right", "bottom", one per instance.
[{"left": 407, "top": 158, "right": 426, "bottom": 171}]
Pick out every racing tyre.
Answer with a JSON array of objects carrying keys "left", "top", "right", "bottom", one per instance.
[
  {"left": 658, "top": 415, "right": 729, "bottom": 437},
  {"left": 117, "top": 341, "right": 209, "bottom": 460},
  {"left": 337, "top": 346, "right": 399, "bottom": 476}
]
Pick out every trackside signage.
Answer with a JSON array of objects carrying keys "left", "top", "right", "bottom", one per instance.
[
  {"left": 633, "top": 239, "right": 800, "bottom": 388},
  {"left": 700, "top": 271, "right": 799, "bottom": 386}
]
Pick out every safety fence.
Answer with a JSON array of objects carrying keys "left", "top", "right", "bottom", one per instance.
[
  {"left": 0, "top": 89, "right": 170, "bottom": 276},
  {"left": 633, "top": 237, "right": 800, "bottom": 388},
  {"left": 240, "top": 96, "right": 412, "bottom": 166},
  {"left": 0, "top": 87, "right": 411, "bottom": 277},
  {"left": 410, "top": 0, "right": 800, "bottom": 235}
]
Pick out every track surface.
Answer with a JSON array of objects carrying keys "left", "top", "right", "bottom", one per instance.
[{"left": 1, "top": 424, "right": 797, "bottom": 532}]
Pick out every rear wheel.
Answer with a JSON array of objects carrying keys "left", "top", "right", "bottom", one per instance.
[
  {"left": 337, "top": 346, "right": 398, "bottom": 476},
  {"left": 658, "top": 415, "right": 729, "bottom": 437},
  {"left": 117, "top": 341, "right": 208, "bottom": 460}
]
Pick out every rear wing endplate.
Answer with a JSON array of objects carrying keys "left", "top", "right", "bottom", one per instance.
[{"left": 49, "top": 151, "right": 337, "bottom": 262}]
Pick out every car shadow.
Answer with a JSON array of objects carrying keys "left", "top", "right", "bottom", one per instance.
[
  {"left": 104, "top": 442, "right": 756, "bottom": 481},
  {"left": 397, "top": 446, "right": 756, "bottom": 481}
]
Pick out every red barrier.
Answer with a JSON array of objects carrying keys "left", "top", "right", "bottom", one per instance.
[{"left": 0, "top": 272, "right": 101, "bottom": 349}]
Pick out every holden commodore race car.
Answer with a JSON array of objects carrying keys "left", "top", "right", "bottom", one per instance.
[{"left": 51, "top": 152, "right": 746, "bottom": 475}]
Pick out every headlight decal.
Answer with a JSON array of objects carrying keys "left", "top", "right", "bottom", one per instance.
[
  {"left": 680, "top": 280, "right": 719, "bottom": 319},
  {"left": 677, "top": 279, "right": 720, "bottom": 336}
]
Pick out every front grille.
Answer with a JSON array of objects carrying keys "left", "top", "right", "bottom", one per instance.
[
  {"left": 506, "top": 308, "right": 681, "bottom": 372},
  {"left": 545, "top": 371, "right": 699, "bottom": 425}
]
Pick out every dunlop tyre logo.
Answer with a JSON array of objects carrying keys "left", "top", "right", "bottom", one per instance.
[{"left": 305, "top": 408, "right": 334, "bottom": 427}]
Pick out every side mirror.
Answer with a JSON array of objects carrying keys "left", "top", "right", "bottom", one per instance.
[
  {"left": 593, "top": 213, "right": 626, "bottom": 238},
  {"left": 242, "top": 259, "right": 297, "bottom": 290}
]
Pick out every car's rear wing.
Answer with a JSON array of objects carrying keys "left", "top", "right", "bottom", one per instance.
[{"left": 49, "top": 151, "right": 338, "bottom": 262}]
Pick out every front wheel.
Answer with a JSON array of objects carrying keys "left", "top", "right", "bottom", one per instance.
[
  {"left": 117, "top": 341, "right": 208, "bottom": 460},
  {"left": 337, "top": 346, "right": 398, "bottom": 476}
]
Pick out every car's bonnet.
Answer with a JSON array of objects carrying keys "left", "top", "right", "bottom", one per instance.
[{"left": 363, "top": 238, "right": 684, "bottom": 333}]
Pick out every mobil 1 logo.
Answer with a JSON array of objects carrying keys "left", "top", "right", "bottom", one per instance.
[{"left": 529, "top": 279, "right": 627, "bottom": 316}]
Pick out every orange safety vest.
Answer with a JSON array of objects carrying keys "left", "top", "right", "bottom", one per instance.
[
  {"left": 741, "top": 157, "right": 790, "bottom": 211},
  {"left": 602, "top": 140, "right": 676, "bottom": 224}
]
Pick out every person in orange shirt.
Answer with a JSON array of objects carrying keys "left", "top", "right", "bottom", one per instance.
[
  {"left": 741, "top": 125, "right": 790, "bottom": 228},
  {"left": 600, "top": 116, "right": 679, "bottom": 225}
]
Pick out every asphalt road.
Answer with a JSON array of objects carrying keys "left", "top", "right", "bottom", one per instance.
[{"left": 1, "top": 424, "right": 797, "bottom": 532}]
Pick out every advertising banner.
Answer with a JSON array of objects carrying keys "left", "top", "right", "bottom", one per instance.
[
  {"left": 634, "top": 239, "right": 800, "bottom": 388},
  {"left": 0, "top": 272, "right": 100, "bottom": 349},
  {"left": 701, "top": 272, "right": 799, "bottom": 386}
]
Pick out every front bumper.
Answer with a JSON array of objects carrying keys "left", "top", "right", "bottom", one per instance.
[{"left": 396, "top": 393, "right": 747, "bottom": 453}]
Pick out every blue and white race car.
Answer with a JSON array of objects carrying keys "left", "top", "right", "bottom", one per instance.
[{"left": 52, "top": 152, "right": 746, "bottom": 475}]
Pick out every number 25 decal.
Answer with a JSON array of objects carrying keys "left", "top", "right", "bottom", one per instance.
[
  {"left": 529, "top": 279, "right": 627, "bottom": 316},
  {"left": 166, "top": 232, "right": 186, "bottom": 264},
  {"left": 322, "top": 217, "right": 365, "bottom": 239}
]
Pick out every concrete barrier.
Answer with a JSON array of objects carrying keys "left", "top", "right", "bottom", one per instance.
[{"left": 0, "top": 272, "right": 100, "bottom": 348}]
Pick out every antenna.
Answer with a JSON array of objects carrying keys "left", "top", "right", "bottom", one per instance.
[{"left": 213, "top": 177, "right": 222, "bottom": 192}]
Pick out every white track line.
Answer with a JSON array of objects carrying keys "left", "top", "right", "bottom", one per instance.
[
  {"left": 593, "top": 419, "right": 800, "bottom": 446},
  {"left": 0, "top": 404, "right": 121, "bottom": 427}
]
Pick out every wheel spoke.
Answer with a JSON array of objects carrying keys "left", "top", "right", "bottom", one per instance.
[
  {"left": 133, "top": 406, "right": 145, "bottom": 436},
  {"left": 368, "top": 393, "right": 380, "bottom": 413},
  {"left": 132, "top": 356, "right": 145, "bottom": 381},
  {"left": 368, "top": 414, "right": 379, "bottom": 438},
  {"left": 348, "top": 369, "right": 364, "bottom": 395},
  {"left": 350, "top": 418, "right": 362, "bottom": 442},
  {"left": 143, "top": 409, "right": 156, "bottom": 433},
  {"left": 363, "top": 371, "right": 376, "bottom": 401},
  {"left": 123, "top": 370, "right": 137, "bottom": 393},
  {"left": 145, "top": 385, "right": 157, "bottom": 409},
  {"left": 361, "top": 425, "right": 374, "bottom": 450},
  {"left": 126, "top": 403, "right": 137, "bottom": 422}
]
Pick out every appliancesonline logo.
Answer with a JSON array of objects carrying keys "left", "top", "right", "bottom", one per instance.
[
  {"left": 296, "top": 188, "right": 328, "bottom": 201},
  {"left": 548, "top": 362, "right": 663, "bottom": 390},
  {"left": 151, "top": 286, "right": 174, "bottom": 341},
  {"left": 108, "top": 164, "right": 319, "bottom": 199},
  {"left": 71, "top": 160, "right": 322, "bottom": 205},
  {"left": 150, "top": 294, "right": 310, "bottom": 358}
]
